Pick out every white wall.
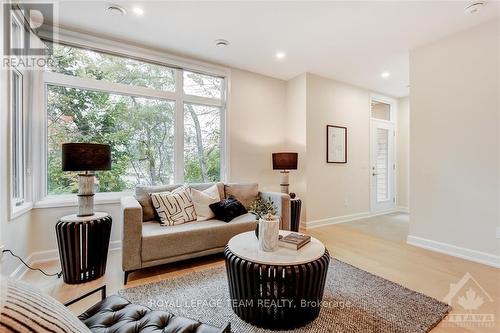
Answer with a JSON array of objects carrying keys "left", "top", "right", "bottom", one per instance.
[
  {"left": 228, "top": 68, "right": 287, "bottom": 192},
  {"left": 305, "top": 74, "right": 372, "bottom": 222},
  {"left": 409, "top": 19, "right": 500, "bottom": 259},
  {"left": 285, "top": 74, "right": 307, "bottom": 220},
  {"left": 397, "top": 97, "right": 410, "bottom": 209}
]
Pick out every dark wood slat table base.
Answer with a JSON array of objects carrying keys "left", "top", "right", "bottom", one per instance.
[
  {"left": 56, "top": 215, "right": 112, "bottom": 284},
  {"left": 224, "top": 246, "right": 330, "bottom": 330}
]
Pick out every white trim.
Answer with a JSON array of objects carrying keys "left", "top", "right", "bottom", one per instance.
[
  {"left": 396, "top": 206, "right": 409, "bottom": 213},
  {"left": 406, "top": 235, "right": 500, "bottom": 268},
  {"left": 174, "top": 69, "right": 185, "bottom": 183},
  {"left": 43, "top": 72, "right": 224, "bottom": 108},
  {"left": 10, "top": 202, "right": 33, "bottom": 219},
  {"left": 10, "top": 240, "right": 122, "bottom": 280},
  {"left": 34, "top": 192, "right": 130, "bottom": 208},
  {"left": 222, "top": 74, "right": 231, "bottom": 182},
  {"left": 304, "top": 209, "right": 398, "bottom": 229}
]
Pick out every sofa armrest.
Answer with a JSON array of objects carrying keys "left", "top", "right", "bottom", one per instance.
[
  {"left": 260, "top": 191, "right": 291, "bottom": 230},
  {"left": 121, "top": 196, "right": 143, "bottom": 272}
]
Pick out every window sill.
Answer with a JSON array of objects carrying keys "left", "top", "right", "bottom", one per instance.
[
  {"left": 10, "top": 202, "right": 34, "bottom": 220},
  {"left": 34, "top": 192, "right": 133, "bottom": 209}
]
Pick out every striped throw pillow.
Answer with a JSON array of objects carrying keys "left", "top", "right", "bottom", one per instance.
[
  {"left": 150, "top": 186, "right": 197, "bottom": 226},
  {"left": 0, "top": 277, "right": 90, "bottom": 332}
]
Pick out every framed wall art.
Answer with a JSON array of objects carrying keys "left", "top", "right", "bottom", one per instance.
[{"left": 326, "top": 125, "right": 347, "bottom": 163}]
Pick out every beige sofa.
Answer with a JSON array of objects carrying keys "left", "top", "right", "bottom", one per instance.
[{"left": 121, "top": 182, "right": 290, "bottom": 283}]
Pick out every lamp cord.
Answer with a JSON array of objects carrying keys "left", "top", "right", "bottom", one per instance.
[{"left": 2, "top": 249, "right": 62, "bottom": 278}]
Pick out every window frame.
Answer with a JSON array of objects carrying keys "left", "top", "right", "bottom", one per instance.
[
  {"left": 10, "top": 69, "right": 25, "bottom": 207},
  {"left": 34, "top": 32, "right": 230, "bottom": 205},
  {"left": 8, "top": 9, "right": 33, "bottom": 218}
]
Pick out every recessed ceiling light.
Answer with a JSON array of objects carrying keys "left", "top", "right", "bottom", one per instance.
[
  {"left": 215, "top": 39, "right": 229, "bottom": 47},
  {"left": 132, "top": 6, "right": 145, "bottom": 16},
  {"left": 381, "top": 71, "right": 391, "bottom": 79},
  {"left": 106, "top": 4, "right": 127, "bottom": 16},
  {"left": 464, "top": 1, "right": 485, "bottom": 15},
  {"left": 275, "top": 51, "right": 286, "bottom": 60}
]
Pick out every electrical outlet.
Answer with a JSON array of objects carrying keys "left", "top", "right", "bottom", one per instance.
[
  {"left": 344, "top": 198, "right": 349, "bottom": 207},
  {"left": 496, "top": 227, "right": 500, "bottom": 239},
  {"left": 0, "top": 245, "right": 5, "bottom": 262}
]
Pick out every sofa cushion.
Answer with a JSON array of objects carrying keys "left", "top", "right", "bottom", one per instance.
[
  {"left": 151, "top": 186, "right": 197, "bottom": 226},
  {"left": 136, "top": 182, "right": 224, "bottom": 222},
  {"left": 224, "top": 183, "right": 259, "bottom": 209},
  {"left": 79, "top": 295, "right": 225, "bottom": 333},
  {"left": 0, "top": 277, "right": 90, "bottom": 332},
  {"left": 209, "top": 196, "right": 247, "bottom": 222},
  {"left": 191, "top": 184, "right": 221, "bottom": 221},
  {"left": 141, "top": 213, "right": 257, "bottom": 262}
]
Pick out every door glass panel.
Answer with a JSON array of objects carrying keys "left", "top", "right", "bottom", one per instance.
[
  {"left": 371, "top": 101, "right": 391, "bottom": 121},
  {"left": 376, "top": 128, "right": 389, "bottom": 202}
]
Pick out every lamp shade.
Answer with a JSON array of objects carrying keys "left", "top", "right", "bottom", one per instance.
[
  {"left": 62, "top": 143, "right": 111, "bottom": 171},
  {"left": 272, "top": 152, "right": 298, "bottom": 170}
]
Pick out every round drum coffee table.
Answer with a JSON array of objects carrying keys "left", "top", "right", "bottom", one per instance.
[{"left": 224, "top": 231, "right": 330, "bottom": 330}]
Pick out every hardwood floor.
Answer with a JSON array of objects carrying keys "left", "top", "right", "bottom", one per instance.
[{"left": 22, "top": 213, "right": 499, "bottom": 332}]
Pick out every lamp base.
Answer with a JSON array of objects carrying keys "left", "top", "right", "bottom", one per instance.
[
  {"left": 279, "top": 171, "right": 289, "bottom": 194},
  {"left": 78, "top": 173, "right": 95, "bottom": 217}
]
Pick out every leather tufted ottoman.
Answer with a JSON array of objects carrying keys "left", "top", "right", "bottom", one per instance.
[{"left": 79, "top": 295, "right": 230, "bottom": 333}]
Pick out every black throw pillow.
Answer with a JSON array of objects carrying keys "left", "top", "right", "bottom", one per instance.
[{"left": 209, "top": 196, "right": 248, "bottom": 222}]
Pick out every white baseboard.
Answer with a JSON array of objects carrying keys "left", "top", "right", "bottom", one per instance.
[
  {"left": 407, "top": 235, "right": 500, "bottom": 268},
  {"left": 10, "top": 240, "right": 122, "bottom": 280},
  {"left": 396, "top": 206, "right": 409, "bottom": 213},
  {"left": 304, "top": 209, "right": 397, "bottom": 229}
]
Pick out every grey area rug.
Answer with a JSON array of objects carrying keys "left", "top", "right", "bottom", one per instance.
[{"left": 119, "top": 259, "right": 451, "bottom": 333}]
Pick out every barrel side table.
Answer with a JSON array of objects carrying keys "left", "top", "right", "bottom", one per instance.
[
  {"left": 56, "top": 212, "right": 112, "bottom": 284},
  {"left": 225, "top": 231, "right": 330, "bottom": 330}
]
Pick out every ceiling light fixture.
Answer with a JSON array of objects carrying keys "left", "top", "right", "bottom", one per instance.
[
  {"left": 275, "top": 51, "right": 286, "bottom": 60},
  {"left": 215, "top": 39, "right": 229, "bottom": 47},
  {"left": 106, "top": 4, "right": 127, "bottom": 16},
  {"left": 132, "top": 6, "right": 145, "bottom": 16},
  {"left": 464, "top": 1, "right": 485, "bottom": 15},
  {"left": 381, "top": 71, "right": 391, "bottom": 79}
]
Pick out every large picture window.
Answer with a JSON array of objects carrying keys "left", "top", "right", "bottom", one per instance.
[{"left": 44, "top": 43, "right": 226, "bottom": 195}]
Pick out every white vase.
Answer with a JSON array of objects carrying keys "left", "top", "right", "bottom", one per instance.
[{"left": 258, "top": 217, "right": 280, "bottom": 252}]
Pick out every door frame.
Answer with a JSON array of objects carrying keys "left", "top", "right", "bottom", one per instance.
[{"left": 369, "top": 94, "right": 398, "bottom": 214}]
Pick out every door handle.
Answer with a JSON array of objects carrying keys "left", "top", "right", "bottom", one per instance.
[{"left": 372, "top": 172, "right": 379, "bottom": 176}]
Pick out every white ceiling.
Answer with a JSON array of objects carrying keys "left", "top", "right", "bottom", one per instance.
[{"left": 55, "top": 1, "right": 500, "bottom": 97}]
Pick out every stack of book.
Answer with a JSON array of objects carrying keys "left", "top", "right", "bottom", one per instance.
[{"left": 278, "top": 232, "right": 311, "bottom": 250}]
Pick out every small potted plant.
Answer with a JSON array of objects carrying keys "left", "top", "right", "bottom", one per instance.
[{"left": 249, "top": 196, "right": 279, "bottom": 252}]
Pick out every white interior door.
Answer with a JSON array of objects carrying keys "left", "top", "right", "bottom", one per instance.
[{"left": 370, "top": 120, "right": 395, "bottom": 212}]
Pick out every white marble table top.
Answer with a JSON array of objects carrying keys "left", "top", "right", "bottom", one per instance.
[
  {"left": 60, "top": 212, "right": 109, "bottom": 223},
  {"left": 227, "top": 230, "right": 326, "bottom": 265}
]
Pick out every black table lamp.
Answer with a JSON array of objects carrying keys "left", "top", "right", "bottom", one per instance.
[
  {"left": 272, "top": 152, "right": 298, "bottom": 194},
  {"left": 62, "top": 143, "right": 111, "bottom": 216}
]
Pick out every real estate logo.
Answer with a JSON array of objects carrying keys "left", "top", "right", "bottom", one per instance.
[
  {"left": 442, "top": 273, "right": 495, "bottom": 328},
  {"left": 2, "top": 1, "right": 56, "bottom": 69}
]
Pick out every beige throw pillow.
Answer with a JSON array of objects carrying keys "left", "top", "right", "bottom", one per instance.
[
  {"left": 191, "top": 184, "right": 221, "bottom": 221},
  {"left": 150, "top": 186, "right": 197, "bottom": 226},
  {"left": 224, "top": 183, "right": 259, "bottom": 209}
]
